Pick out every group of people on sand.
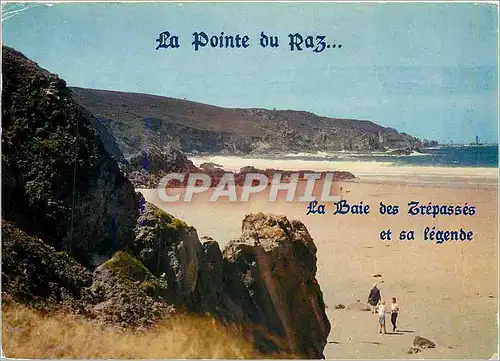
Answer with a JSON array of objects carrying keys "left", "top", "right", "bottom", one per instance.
[{"left": 368, "top": 283, "right": 399, "bottom": 334}]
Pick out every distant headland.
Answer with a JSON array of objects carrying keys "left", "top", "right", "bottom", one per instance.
[{"left": 69, "top": 87, "right": 438, "bottom": 159}]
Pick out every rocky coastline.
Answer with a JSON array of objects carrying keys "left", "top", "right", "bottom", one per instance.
[{"left": 1, "top": 46, "right": 330, "bottom": 358}]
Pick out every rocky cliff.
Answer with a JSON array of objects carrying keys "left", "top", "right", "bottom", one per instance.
[
  {"left": 70, "top": 87, "right": 427, "bottom": 156},
  {"left": 1, "top": 46, "right": 138, "bottom": 264}
]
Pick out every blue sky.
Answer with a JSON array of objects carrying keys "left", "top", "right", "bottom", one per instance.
[{"left": 2, "top": 2, "right": 498, "bottom": 144}]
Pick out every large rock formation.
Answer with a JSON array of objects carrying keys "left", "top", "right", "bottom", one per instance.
[
  {"left": 128, "top": 206, "right": 332, "bottom": 357},
  {"left": 1, "top": 46, "right": 139, "bottom": 264},
  {"left": 221, "top": 213, "right": 331, "bottom": 358}
]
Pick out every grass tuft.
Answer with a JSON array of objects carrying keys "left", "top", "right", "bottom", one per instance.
[
  {"left": 99, "top": 251, "right": 152, "bottom": 282},
  {"left": 2, "top": 302, "right": 284, "bottom": 359}
]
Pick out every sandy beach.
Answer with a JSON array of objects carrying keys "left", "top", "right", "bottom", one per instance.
[{"left": 139, "top": 157, "right": 498, "bottom": 359}]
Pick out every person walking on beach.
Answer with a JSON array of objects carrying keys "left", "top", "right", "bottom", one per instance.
[
  {"left": 368, "top": 283, "right": 381, "bottom": 313},
  {"left": 391, "top": 297, "right": 399, "bottom": 332},
  {"left": 378, "top": 300, "right": 387, "bottom": 334}
]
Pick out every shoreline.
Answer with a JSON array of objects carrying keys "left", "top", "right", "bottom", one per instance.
[
  {"left": 190, "top": 155, "right": 499, "bottom": 174},
  {"left": 189, "top": 155, "right": 499, "bottom": 189}
]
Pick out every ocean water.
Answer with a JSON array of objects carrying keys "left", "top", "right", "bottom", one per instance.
[{"left": 284, "top": 145, "right": 499, "bottom": 168}]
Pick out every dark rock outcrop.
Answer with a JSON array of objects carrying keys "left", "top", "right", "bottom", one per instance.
[
  {"left": 407, "top": 335, "right": 436, "bottom": 355},
  {"left": 413, "top": 335, "right": 436, "bottom": 349},
  {"left": 200, "top": 162, "right": 224, "bottom": 169},
  {"left": 1, "top": 46, "right": 138, "bottom": 263},
  {"left": 126, "top": 145, "right": 199, "bottom": 174},
  {"left": 235, "top": 167, "right": 356, "bottom": 186},
  {"left": 126, "top": 160, "right": 356, "bottom": 189},
  {"left": 1, "top": 221, "right": 92, "bottom": 308},
  {"left": 123, "top": 145, "right": 200, "bottom": 188}
]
